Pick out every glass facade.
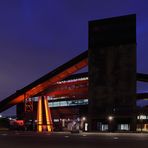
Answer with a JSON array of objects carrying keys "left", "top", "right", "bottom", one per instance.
[{"left": 48, "top": 99, "right": 88, "bottom": 108}]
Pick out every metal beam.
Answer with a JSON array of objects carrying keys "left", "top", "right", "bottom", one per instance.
[{"left": 0, "top": 51, "right": 88, "bottom": 112}]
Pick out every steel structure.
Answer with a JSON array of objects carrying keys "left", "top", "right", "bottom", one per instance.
[
  {"left": 0, "top": 51, "right": 88, "bottom": 112},
  {"left": 0, "top": 14, "right": 148, "bottom": 132},
  {"left": 37, "top": 96, "right": 52, "bottom": 132},
  {"left": 0, "top": 50, "right": 147, "bottom": 112}
]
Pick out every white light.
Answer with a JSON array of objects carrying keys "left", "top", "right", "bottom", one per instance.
[
  {"left": 0, "top": 114, "right": 2, "bottom": 118},
  {"left": 84, "top": 123, "right": 88, "bottom": 131},
  {"left": 108, "top": 116, "right": 113, "bottom": 121},
  {"left": 82, "top": 117, "right": 86, "bottom": 121},
  {"left": 56, "top": 77, "right": 88, "bottom": 84},
  {"left": 53, "top": 119, "right": 59, "bottom": 122},
  {"left": 139, "top": 115, "right": 146, "bottom": 120},
  {"left": 9, "top": 117, "right": 12, "bottom": 120}
]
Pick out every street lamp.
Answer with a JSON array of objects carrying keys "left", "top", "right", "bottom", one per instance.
[
  {"left": 108, "top": 116, "right": 114, "bottom": 132},
  {"left": 82, "top": 117, "right": 86, "bottom": 121},
  {"left": 80, "top": 117, "right": 87, "bottom": 131},
  {"left": 108, "top": 116, "right": 113, "bottom": 121}
]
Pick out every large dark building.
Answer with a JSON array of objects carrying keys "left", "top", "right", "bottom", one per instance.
[{"left": 88, "top": 15, "right": 136, "bottom": 131}]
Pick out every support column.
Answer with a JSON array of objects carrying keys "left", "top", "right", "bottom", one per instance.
[
  {"left": 24, "top": 94, "right": 34, "bottom": 130},
  {"left": 24, "top": 94, "right": 33, "bottom": 112},
  {"left": 44, "top": 96, "right": 53, "bottom": 132},
  {"left": 37, "top": 96, "right": 42, "bottom": 132},
  {"left": 37, "top": 96, "right": 53, "bottom": 132}
]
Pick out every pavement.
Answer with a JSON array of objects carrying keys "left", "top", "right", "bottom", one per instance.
[{"left": 0, "top": 131, "right": 148, "bottom": 148}]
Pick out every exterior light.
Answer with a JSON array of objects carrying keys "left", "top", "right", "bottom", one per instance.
[
  {"left": 82, "top": 117, "right": 86, "bottom": 121},
  {"left": 0, "top": 114, "right": 2, "bottom": 118},
  {"left": 108, "top": 116, "right": 114, "bottom": 132},
  {"left": 139, "top": 115, "right": 146, "bottom": 120},
  {"left": 108, "top": 116, "right": 113, "bottom": 121}
]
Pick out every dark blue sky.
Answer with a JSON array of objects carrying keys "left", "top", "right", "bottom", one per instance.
[{"left": 0, "top": 0, "right": 148, "bottom": 115}]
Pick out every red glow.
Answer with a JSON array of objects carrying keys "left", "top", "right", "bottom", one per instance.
[
  {"left": 44, "top": 79, "right": 88, "bottom": 98},
  {"left": 8, "top": 59, "right": 88, "bottom": 108},
  {"left": 10, "top": 120, "right": 24, "bottom": 126}
]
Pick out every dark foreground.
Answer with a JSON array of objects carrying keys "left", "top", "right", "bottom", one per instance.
[{"left": 0, "top": 131, "right": 148, "bottom": 148}]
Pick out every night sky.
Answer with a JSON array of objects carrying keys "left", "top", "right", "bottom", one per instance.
[{"left": 0, "top": 0, "right": 148, "bottom": 115}]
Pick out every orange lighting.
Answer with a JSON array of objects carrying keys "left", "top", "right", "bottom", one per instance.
[
  {"left": 37, "top": 96, "right": 53, "bottom": 132},
  {"left": 8, "top": 58, "right": 87, "bottom": 105},
  {"left": 37, "top": 96, "right": 42, "bottom": 132},
  {"left": 44, "top": 96, "right": 53, "bottom": 132}
]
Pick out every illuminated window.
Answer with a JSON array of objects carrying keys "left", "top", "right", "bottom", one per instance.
[
  {"left": 118, "top": 124, "right": 130, "bottom": 130},
  {"left": 48, "top": 99, "right": 88, "bottom": 107},
  {"left": 53, "top": 119, "right": 60, "bottom": 122},
  {"left": 101, "top": 124, "right": 108, "bottom": 131},
  {"left": 56, "top": 77, "right": 88, "bottom": 84},
  {"left": 137, "top": 115, "right": 147, "bottom": 120},
  {"left": 60, "top": 101, "right": 67, "bottom": 106}
]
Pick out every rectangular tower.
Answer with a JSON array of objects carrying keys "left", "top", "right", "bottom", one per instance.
[{"left": 88, "top": 14, "right": 136, "bottom": 131}]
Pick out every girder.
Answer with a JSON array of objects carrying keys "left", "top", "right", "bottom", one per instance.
[
  {"left": 0, "top": 51, "right": 88, "bottom": 112},
  {"left": 0, "top": 49, "right": 148, "bottom": 113}
]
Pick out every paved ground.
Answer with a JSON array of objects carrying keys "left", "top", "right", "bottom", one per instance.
[{"left": 0, "top": 131, "right": 148, "bottom": 148}]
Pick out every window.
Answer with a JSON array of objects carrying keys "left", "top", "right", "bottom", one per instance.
[
  {"left": 101, "top": 124, "right": 108, "bottom": 131},
  {"left": 118, "top": 124, "right": 130, "bottom": 131},
  {"left": 48, "top": 99, "right": 88, "bottom": 107}
]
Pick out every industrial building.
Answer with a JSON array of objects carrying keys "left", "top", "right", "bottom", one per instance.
[
  {"left": 16, "top": 72, "right": 148, "bottom": 132},
  {"left": 0, "top": 14, "right": 148, "bottom": 132}
]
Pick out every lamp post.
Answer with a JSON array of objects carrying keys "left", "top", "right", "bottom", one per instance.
[
  {"left": 108, "top": 116, "right": 114, "bottom": 132},
  {"left": 80, "top": 117, "right": 86, "bottom": 131}
]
